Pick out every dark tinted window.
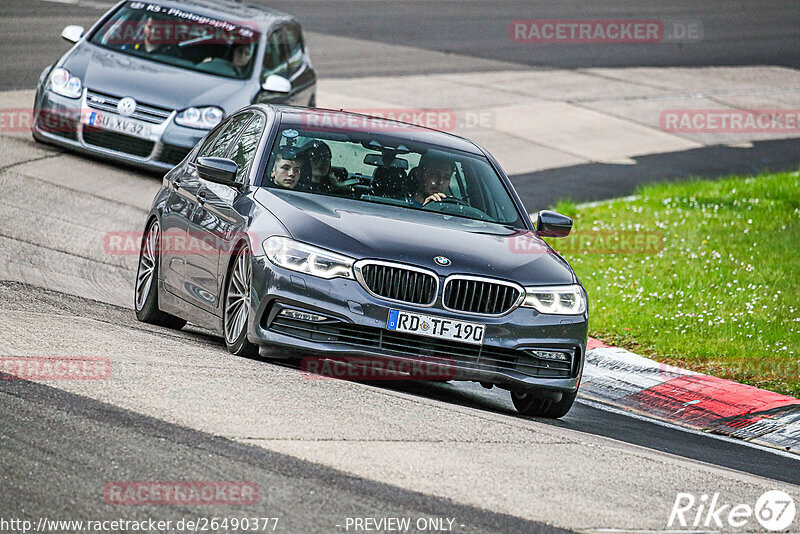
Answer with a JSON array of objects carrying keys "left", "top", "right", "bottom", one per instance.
[
  {"left": 196, "top": 124, "right": 225, "bottom": 158},
  {"left": 262, "top": 29, "right": 288, "bottom": 79},
  {"left": 283, "top": 24, "right": 304, "bottom": 74},
  {"left": 230, "top": 114, "right": 265, "bottom": 183},
  {"left": 202, "top": 113, "right": 253, "bottom": 159},
  {"left": 261, "top": 24, "right": 304, "bottom": 80}
]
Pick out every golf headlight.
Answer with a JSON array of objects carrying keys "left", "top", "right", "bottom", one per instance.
[
  {"left": 264, "top": 236, "right": 354, "bottom": 279},
  {"left": 175, "top": 106, "right": 224, "bottom": 129},
  {"left": 48, "top": 67, "right": 82, "bottom": 99},
  {"left": 522, "top": 285, "right": 586, "bottom": 315}
]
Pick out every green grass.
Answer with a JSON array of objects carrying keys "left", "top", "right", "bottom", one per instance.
[{"left": 547, "top": 170, "right": 800, "bottom": 397}]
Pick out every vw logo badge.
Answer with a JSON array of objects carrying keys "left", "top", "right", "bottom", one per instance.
[
  {"left": 117, "top": 97, "right": 137, "bottom": 117},
  {"left": 434, "top": 256, "right": 451, "bottom": 266}
]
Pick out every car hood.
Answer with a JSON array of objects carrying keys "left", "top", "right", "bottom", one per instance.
[
  {"left": 254, "top": 190, "right": 576, "bottom": 286},
  {"left": 62, "top": 44, "right": 252, "bottom": 112}
]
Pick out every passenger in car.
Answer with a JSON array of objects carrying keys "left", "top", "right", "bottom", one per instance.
[
  {"left": 409, "top": 152, "right": 455, "bottom": 207},
  {"left": 199, "top": 44, "right": 253, "bottom": 75},
  {"left": 270, "top": 149, "right": 302, "bottom": 189},
  {"left": 298, "top": 140, "right": 333, "bottom": 193},
  {"left": 298, "top": 140, "right": 355, "bottom": 196}
]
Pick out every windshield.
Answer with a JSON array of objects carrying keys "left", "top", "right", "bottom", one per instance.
[
  {"left": 89, "top": 2, "right": 260, "bottom": 80},
  {"left": 260, "top": 123, "right": 525, "bottom": 227}
]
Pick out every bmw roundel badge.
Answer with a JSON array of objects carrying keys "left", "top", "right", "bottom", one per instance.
[{"left": 434, "top": 256, "right": 451, "bottom": 266}]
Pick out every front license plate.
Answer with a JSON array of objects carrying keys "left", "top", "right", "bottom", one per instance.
[
  {"left": 88, "top": 112, "right": 152, "bottom": 139},
  {"left": 387, "top": 309, "right": 485, "bottom": 345}
]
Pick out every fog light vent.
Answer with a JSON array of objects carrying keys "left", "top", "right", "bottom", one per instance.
[
  {"left": 528, "top": 350, "right": 570, "bottom": 362},
  {"left": 278, "top": 309, "right": 328, "bottom": 322}
]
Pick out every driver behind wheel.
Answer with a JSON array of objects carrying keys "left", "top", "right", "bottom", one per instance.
[
  {"left": 410, "top": 151, "right": 455, "bottom": 207},
  {"left": 121, "top": 15, "right": 179, "bottom": 56}
]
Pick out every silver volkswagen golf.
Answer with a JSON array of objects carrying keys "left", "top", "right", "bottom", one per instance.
[{"left": 32, "top": 0, "right": 316, "bottom": 171}]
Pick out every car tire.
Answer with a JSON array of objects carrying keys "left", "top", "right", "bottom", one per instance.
[
  {"left": 223, "top": 243, "right": 259, "bottom": 357},
  {"left": 134, "top": 219, "right": 187, "bottom": 330},
  {"left": 511, "top": 389, "right": 577, "bottom": 419}
]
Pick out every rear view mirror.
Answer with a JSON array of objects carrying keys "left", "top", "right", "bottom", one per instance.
[
  {"left": 363, "top": 153, "right": 409, "bottom": 169},
  {"left": 61, "top": 25, "right": 85, "bottom": 44},
  {"left": 536, "top": 210, "right": 572, "bottom": 237},
  {"left": 196, "top": 157, "right": 239, "bottom": 187},
  {"left": 261, "top": 75, "right": 291, "bottom": 94}
]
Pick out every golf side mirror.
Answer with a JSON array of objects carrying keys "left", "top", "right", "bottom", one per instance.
[
  {"left": 61, "top": 25, "right": 85, "bottom": 44},
  {"left": 261, "top": 75, "right": 291, "bottom": 94}
]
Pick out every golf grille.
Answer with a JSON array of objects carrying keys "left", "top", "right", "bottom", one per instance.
[
  {"left": 86, "top": 89, "right": 172, "bottom": 124},
  {"left": 82, "top": 129, "right": 154, "bottom": 158}
]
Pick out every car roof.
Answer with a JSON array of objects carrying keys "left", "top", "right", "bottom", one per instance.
[
  {"left": 139, "top": 0, "right": 296, "bottom": 30},
  {"left": 256, "top": 105, "right": 485, "bottom": 156}
]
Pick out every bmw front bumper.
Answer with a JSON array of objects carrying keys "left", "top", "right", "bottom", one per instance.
[{"left": 247, "top": 255, "right": 588, "bottom": 395}]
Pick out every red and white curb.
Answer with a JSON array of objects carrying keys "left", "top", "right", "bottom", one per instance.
[{"left": 582, "top": 338, "right": 800, "bottom": 453}]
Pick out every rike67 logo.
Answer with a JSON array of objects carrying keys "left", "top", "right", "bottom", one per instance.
[{"left": 668, "top": 490, "right": 796, "bottom": 531}]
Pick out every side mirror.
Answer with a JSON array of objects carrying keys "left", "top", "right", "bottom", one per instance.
[
  {"left": 261, "top": 75, "right": 291, "bottom": 94},
  {"left": 196, "top": 157, "right": 239, "bottom": 187},
  {"left": 61, "top": 25, "right": 85, "bottom": 44},
  {"left": 536, "top": 210, "right": 572, "bottom": 237}
]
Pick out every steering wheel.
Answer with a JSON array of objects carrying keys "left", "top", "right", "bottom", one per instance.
[{"left": 430, "top": 197, "right": 470, "bottom": 207}]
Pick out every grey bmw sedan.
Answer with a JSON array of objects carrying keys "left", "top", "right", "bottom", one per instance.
[
  {"left": 135, "top": 105, "right": 589, "bottom": 418},
  {"left": 32, "top": 0, "right": 315, "bottom": 171}
]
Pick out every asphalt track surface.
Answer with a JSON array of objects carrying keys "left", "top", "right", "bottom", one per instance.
[
  {"left": 3, "top": 1, "right": 800, "bottom": 89},
  {"left": 266, "top": 0, "right": 800, "bottom": 71},
  {"left": 0, "top": 363, "right": 567, "bottom": 534},
  {"left": 1, "top": 0, "right": 800, "bottom": 531}
]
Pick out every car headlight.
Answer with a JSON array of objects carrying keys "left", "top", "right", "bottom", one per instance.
[
  {"left": 48, "top": 67, "right": 82, "bottom": 99},
  {"left": 522, "top": 285, "right": 586, "bottom": 315},
  {"left": 264, "top": 236, "right": 354, "bottom": 279},
  {"left": 175, "top": 106, "right": 224, "bottom": 129}
]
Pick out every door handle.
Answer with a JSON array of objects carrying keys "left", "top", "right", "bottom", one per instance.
[
  {"left": 197, "top": 188, "right": 207, "bottom": 206},
  {"left": 172, "top": 177, "right": 182, "bottom": 189}
]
